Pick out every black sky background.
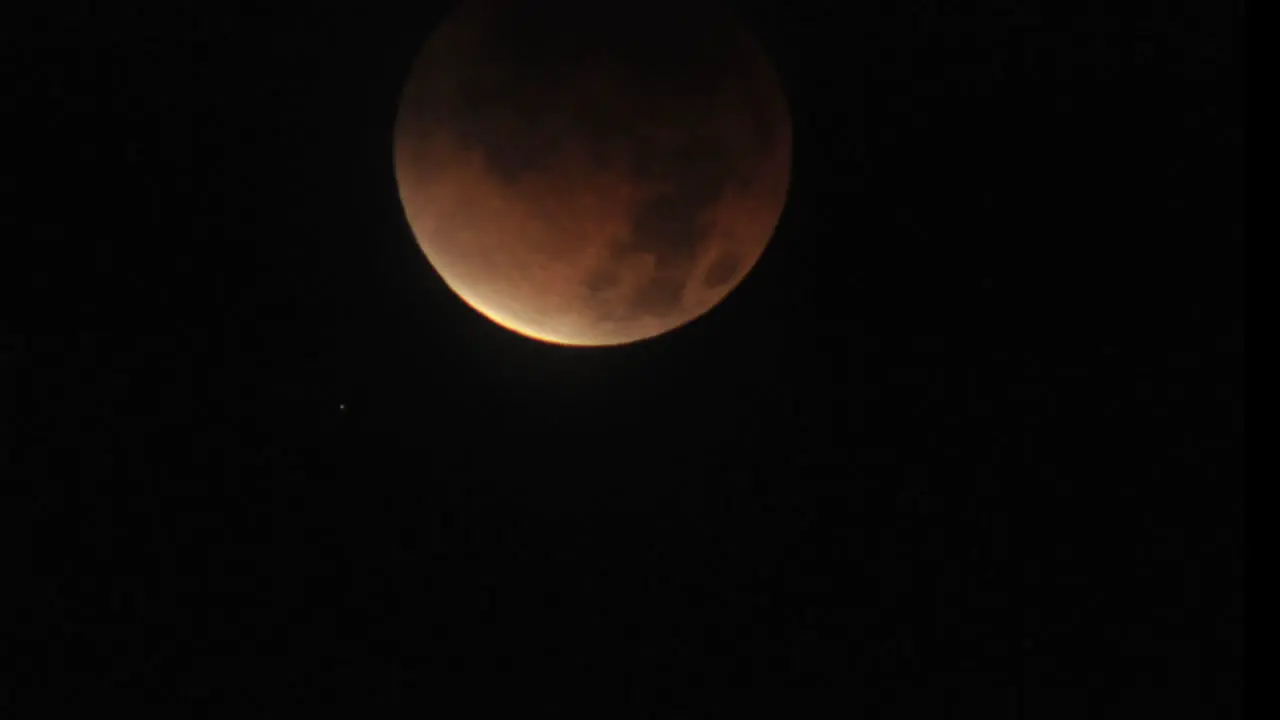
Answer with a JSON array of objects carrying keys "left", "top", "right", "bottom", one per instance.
[{"left": 12, "top": 0, "right": 1243, "bottom": 713}]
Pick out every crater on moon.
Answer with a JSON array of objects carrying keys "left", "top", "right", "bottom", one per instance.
[{"left": 394, "top": 0, "right": 791, "bottom": 345}]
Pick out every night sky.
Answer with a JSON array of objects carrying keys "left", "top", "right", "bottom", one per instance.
[{"left": 14, "top": 0, "right": 1243, "bottom": 713}]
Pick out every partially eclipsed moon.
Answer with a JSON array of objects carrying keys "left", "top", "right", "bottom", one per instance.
[{"left": 394, "top": 0, "right": 791, "bottom": 346}]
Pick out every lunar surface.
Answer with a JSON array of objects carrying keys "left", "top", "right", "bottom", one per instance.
[{"left": 394, "top": 0, "right": 791, "bottom": 346}]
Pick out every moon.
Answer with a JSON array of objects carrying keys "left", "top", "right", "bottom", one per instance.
[{"left": 394, "top": 0, "right": 791, "bottom": 346}]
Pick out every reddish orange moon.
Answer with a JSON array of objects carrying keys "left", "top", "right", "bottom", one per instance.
[{"left": 394, "top": 0, "right": 791, "bottom": 346}]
